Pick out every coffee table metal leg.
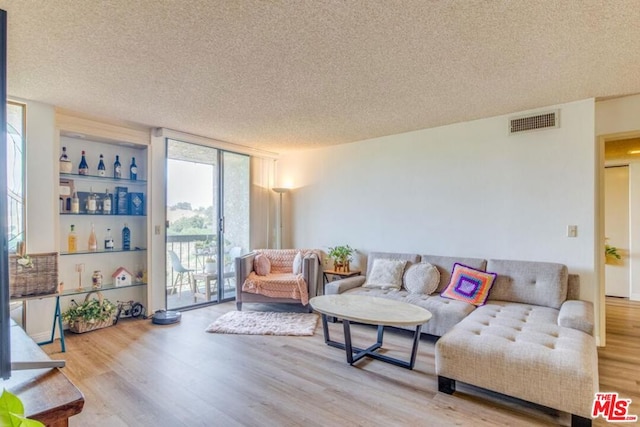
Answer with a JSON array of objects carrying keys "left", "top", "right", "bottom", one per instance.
[
  {"left": 321, "top": 314, "right": 423, "bottom": 369},
  {"left": 409, "top": 324, "right": 423, "bottom": 368},
  {"left": 343, "top": 319, "right": 354, "bottom": 364}
]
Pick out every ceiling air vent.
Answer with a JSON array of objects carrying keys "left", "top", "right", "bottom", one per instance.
[{"left": 509, "top": 110, "right": 559, "bottom": 135}]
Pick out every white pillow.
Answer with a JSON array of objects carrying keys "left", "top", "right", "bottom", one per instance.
[
  {"left": 403, "top": 262, "right": 440, "bottom": 294},
  {"left": 363, "top": 259, "right": 407, "bottom": 290},
  {"left": 292, "top": 251, "right": 302, "bottom": 275}
]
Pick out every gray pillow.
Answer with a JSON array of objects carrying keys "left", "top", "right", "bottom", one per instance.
[
  {"left": 403, "top": 262, "right": 440, "bottom": 294},
  {"left": 363, "top": 258, "right": 407, "bottom": 289}
]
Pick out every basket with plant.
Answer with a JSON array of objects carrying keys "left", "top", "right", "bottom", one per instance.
[{"left": 62, "top": 291, "right": 117, "bottom": 334}]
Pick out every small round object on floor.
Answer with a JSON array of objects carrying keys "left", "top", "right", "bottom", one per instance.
[{"left": 151, "top": 310, "right": 181, "bottom": 325}]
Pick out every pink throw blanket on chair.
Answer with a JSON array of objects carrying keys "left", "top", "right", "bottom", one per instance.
[{"left": 242, "top": 272, "right": 309, "bottom": 305}]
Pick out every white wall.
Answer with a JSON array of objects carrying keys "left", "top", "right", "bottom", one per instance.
[
  {"left": 278, "top": 99, "right": 597, "bottom": 314},
  {"left": 596, "top": 94, "right": 640, "bottom": 136}
]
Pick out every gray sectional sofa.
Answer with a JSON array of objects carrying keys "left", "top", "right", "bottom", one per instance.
[{"left": 325, "top": 251, "right": 598, "bottom": 427}]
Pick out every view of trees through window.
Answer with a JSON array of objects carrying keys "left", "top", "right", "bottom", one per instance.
[{"left": 7, "top": 101, "right": 25, "bottom": 253}]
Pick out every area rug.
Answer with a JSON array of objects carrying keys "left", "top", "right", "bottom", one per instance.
[{"left": 205, "top": 311, "right": 318, "bottom": 336}]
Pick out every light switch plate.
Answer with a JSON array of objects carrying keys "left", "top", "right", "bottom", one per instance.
[{"left": 567, "top": 225, "right": 578, "bottom": 238}]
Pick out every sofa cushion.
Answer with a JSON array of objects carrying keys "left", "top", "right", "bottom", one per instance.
[
  {"left": 486, "top": 259, "right": 568, "bottom": 309},
  {"left": 421, "top": 254, "right": 487, "bottom": 293},
  {"left": 403, "top": 262, "right": 439, "bottom": 294},
  {"left": 343, "top": 287, "right": 475, "bottom": 336},
  {"left": 292, "top": 251, "right": 302, "bottom": 275},
  {"left": 441, "top": 263, "right": 496, "bottom": 306},
  {"left": 365, "top": 252, "right": 420, "bottom": 276},
  {"left": 364, "top": 258, "right": 407, "bottom": 290},
  {"left": 254, "top": 254, "right": 271, "bottom": 276}
]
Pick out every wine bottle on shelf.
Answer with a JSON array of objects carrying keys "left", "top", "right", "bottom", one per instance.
[
  {"left": 68, "top": 224, "right": 77, "bottom": 253},
  {"left": 71, "top": 191, "right": 80, "bottom": 214},
  {"left": 122, "top": 223, "right": 130, "bottom": 251},
  {"left": 60, "top": 146, "right": 73, "bottom": 173},
  {"left": 59, "top": 146, "right": 69, "bottom": 162},
  {"left": 102, "top": 189, "right": 112, "bottom": 214},
  {"left": 114, "top": 155, "right": 122, "bottom": 179},
  {"left": 88, "top": 223, "right": 98, "bottom": 252},
  {"left": 87, "top": 187, "right": 97, "bottom": 214},
  {"left": 130, "top": 157, "right": 137, "bottom": 180},
  {"left": 78, "top": 150, "right": 89, "bottom": 175},
  {"left": 104, "top": 228, "right": 114, "bottom": 250},
  {"left": 97, "top": 154, "right": 106, "bottom": 177}
]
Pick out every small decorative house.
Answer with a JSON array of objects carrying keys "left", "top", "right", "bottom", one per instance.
[{"left": 112, "top": 267, "right": 133, "bottom": 287}]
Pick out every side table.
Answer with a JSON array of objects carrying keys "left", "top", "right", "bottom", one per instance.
[{"left": 321, "top": 269, "right": 361, "bottom": 295}]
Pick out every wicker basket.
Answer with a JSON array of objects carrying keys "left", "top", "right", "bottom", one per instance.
[
  {"left": 67, "top": 291, "right": 116, "bottom": 334},
  {"left": 9, "top": 252, "right": 58, "bottom": 298}
]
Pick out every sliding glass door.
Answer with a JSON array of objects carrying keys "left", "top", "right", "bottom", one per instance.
[{"left": 166, "top": 139, "right": 249, "bottom": 310}]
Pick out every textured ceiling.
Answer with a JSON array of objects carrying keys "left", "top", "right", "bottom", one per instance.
[{"left": 1, "top": 1, "right": 640, "bottom": 153}]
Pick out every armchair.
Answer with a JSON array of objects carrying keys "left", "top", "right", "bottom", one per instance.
[{"left": 235, "top": 249, "right": 321, "bottom": 311}]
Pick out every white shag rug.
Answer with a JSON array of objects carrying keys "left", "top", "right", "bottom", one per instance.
[{"left": 205, "top": 311, "right": 318, "bottom": 336}]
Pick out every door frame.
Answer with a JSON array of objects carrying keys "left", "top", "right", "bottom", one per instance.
[
  {"left": 149, "top": 128, "right": 274, "bottom": 312},
  {"left": 598, "top": 130, "right": 640, "bottom": 346}
]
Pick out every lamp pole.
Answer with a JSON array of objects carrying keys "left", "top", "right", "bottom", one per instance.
[{"left": 272, "top": 188, "right": 289, "bottom": 249}]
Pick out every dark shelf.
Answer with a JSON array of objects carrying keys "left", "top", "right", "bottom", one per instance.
[
  {"left": 60, "top": 248, "right": 147, "bottom": 256},
  {"left": 60, "top": 212, "right": 146, "bottom": 217},
  {"left": 60, "top": 282, "right": 147, "bottom": 297},
  {"left": 60, "top": 172, "right": 146, "bottom": 184}
]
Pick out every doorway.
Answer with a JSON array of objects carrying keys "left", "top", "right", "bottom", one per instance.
[
  {"left": 604, "top": 165, "right": 630, "bottom": 297},
  {"left": 165, "top": 139, "right": 249, "bottom": 310}
]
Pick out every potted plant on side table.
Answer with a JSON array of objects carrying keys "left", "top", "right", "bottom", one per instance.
[{"left": 328, "top": 245, "right": 354, "bottom": 272}]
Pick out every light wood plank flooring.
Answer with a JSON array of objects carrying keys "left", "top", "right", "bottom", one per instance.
[{"left": 42, "top": 297, "right": 640, "bottom": 426}]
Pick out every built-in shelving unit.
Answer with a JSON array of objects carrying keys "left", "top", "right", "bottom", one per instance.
[{"left": 57, "top": 131, "right": 149, "bottom": 308}]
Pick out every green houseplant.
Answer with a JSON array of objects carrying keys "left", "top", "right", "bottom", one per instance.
[
  {"left": 62, "top": 292, "right": 117, "bottom": 334},
  {"left": 0, "top": 388, "right": 44, "bottom": 426},
  {"left": 328, "top": 245, "right": 354, "bottom": 272}
]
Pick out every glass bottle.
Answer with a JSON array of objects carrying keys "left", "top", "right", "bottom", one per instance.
[
  {"left": 104, "top": 228, "right": 114, "bottom": 250},
  {"left": 122, "top": 223, "right": 131, "bottom": 251},
  {"left": 130, "top": 157, "right": 137, "bottom": 180},
  {"left": 114, "top": 155, "right": 122, "bottom": 179},
  {"left": 59, "top": 146, "right": 73, "bottom": 173},
  {"left": 87, "top": 187, "right": 97, "bottom": 214},
  {"left": 97, "top": 154, "right": 106, "bottom": 177},
  {"left": 59, "top": 146, "right": 69, "bottom": 161},
  {"left": 78, "top": 150, "right": 89, "bottom": 175},
  {"left": 71, "top": 191, "right": 80, "bottom": 214},
  {"left": 68, "top": 224, "right": 77, "bottom": 253},
  {"left": 102, "top": 188, "right": 111, "bottom": 214},
  {"left": 88, "top": 223, "right": 98, "bottom": 252}
]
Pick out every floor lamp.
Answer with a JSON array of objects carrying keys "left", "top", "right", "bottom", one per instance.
[{"left": 272, "top": 188, "right": 289, "bottom": 249}]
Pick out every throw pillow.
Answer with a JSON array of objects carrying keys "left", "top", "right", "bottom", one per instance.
[
  {"left": 363, "top": 258, "right": 407, "bottom": 290},
  {"left": 403, "top": 262, "right": 440, "bottom": 294},
  {"left": 441, "top": 263, "right": 497, "bottom": 306},
  {"left": 254, "top": 254, "right": 271, "bottom": 276},
  {"left": 292, "top": 251, "right": 302, "bottom": 275}
]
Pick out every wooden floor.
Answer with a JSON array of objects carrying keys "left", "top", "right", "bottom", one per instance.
[{"left": 42, "top": 297, "right": 640, "bottom": 427}]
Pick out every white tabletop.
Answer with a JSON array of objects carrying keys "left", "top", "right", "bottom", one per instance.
[{"left": 310, "top": 294, "right": 432, "bottom": 327}]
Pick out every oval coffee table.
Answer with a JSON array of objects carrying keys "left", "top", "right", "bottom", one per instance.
[{"left": 309, "top": 294, "right": 432, "bottom": 370}]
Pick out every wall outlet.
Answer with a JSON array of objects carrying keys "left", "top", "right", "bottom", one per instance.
[{"left": 567, "top": 225, "right": 578, "bottom": 238}]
